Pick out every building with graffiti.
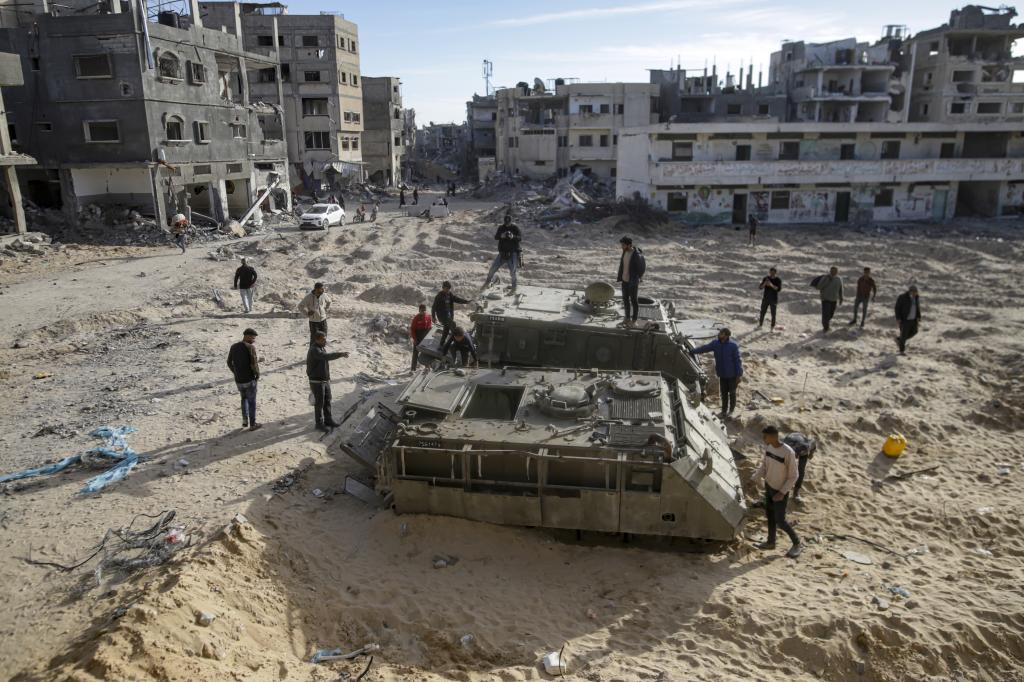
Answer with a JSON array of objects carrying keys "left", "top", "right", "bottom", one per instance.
[{"left": 616, "top": 121, "right": 1024, "bottom": 224}]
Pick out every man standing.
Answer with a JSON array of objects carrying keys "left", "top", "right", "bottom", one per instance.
[
  {"left": 616, "top": 236, "right": 646, "bottom": 328},
  {"left": 484, "top": 214, "right": 522, "bottom": 290},
  {"left": 306, "top": 331, "right": 349, "bottom": 432},
  {"left": 816, "top": 266, "right": 844, "bottom": 332},
  {"left": 431, "top": 281, "right": 469, "bottom": 347},
  {"left": 233, "top": 258, "right": 258, "bottom": 313},
  {"left": 409, "top": 303, "right": 433, "bottom": 371},
  {"left": 171, "top": 213, "right": 188, "bottom": 255},
  {"left": 894, "top": 285, "right": 922, "bottom": 355},
  {"left": 690, "top": 328, "right": 743, "bottom": 418},
  {"left": 299, "top": 282, "right": 331, "bottom": 344},
  {"left": 747, "top": 214, "right": 759, "bottom": 246},
  {"left": 758, "top": 267, "right": 782, "bottom": 331},
  {"left": 752, "top": 426, "right": 802, "bottom": 558},
  {"left": 849, "top": 267, "right": 877, "bottom": 328},
  {"left": 412, "top": 186, "right": 419, "bottom": 205},
  {"left": 226, "top": 328, "right": 262, "bottom": 431},
  {"left": 441, "top": 327, "right": 478, "bottom": 367},
  {"left": 399, "top": 188, "right": 406, "bottom": 208}
]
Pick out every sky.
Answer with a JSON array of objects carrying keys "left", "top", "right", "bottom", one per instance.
[{"left": 285, "top": 1, "right": 975, "bottom": 124}]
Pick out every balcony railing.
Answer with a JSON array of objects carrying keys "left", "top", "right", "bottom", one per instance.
[{"left": 653, "top": 157, "right": 1024, "bottom": 185}]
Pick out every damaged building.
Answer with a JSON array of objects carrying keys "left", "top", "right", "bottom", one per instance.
[
  {"left": 0, "top": 51, "right": 35, "bottom": 234},
  {"left": 495, "top": 80, "right": 659, "bottom": 181},
  {"left": 200, "top": 1, "right": 364, "bottom": 193},
  {"left": 466, "top": 93, "right": 497, "bottom": 179},
  {"left": 622, "top": 6, "right": 1024, "bottom": 224},
  {"left": 0, "top": 0, "right": 289, "bottom": 226},
  {"left": 361, "top": 76, "right": 404, "bottom": 186}
]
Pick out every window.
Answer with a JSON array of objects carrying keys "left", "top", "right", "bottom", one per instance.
[
  {"left": 950, "top": 102, "right": 967, "bottom": 114},
  {"left": 84, "top": 120, "right": 120, "bottom": 142},
  {"left": 579, "top": 104, "right": 593, "bottom": 114},
  {"left": 650, "top": 96, "right": 659, "bottom": 114},
  {"left": 343, "top": 111, "right": 352, "bottom": 123},
  {"left": 667, "top": 192, "right": 687, "bottom": 211},
  {"left": 304, "top": 71, "right": 321, "bottom": 82},
  {"left": 1013, "top": 102, "right": 1024, "bottom": 114},
  {"left": 578, "top": 134, "right": 593, "bottom": 147},
  {"left": 978, "top": 102, "right": 1002, "bottom": 114},
  {"left": 188, "top": 61, "right": 205, "bottom": 84},
  {"left": 671, "top": 141, "right": 693, "bottom": 160},
  {"left": 341, "top": 137, "right": 350, "bottom": 150},
  {"left": 727, "top": 103, "right": 742, "bottom": 115},
  {"left": 350, "top": 40, "right": 357, "bottom": 53},
  {"left": 231, "top": 123, "right": 247, "bottom": 138},
  {"left": 735, "top": 145, "right": 751, "bottom": 160},
  {"left": 30, "top": 57, "right": 39, "bottom": 71},
  {"left": 840, "top": 143, "right": 856, "bottom": 160},
  {"left": 257, "top": 67, "right": 276, "bottom": 83},
  {"left": 340, "top": 71, "right": 347, "bottom": 84},
  {"left": 613, "top": 134, "right": 618, "bottom": 146},
  {"left": 157, "top": 52, "right": 181, "bottom": 80},
  {"left": 508, "top": 136, "right": 517, "bottom": 148},
  {"left": 874, "top": 188, "right": 893, "bottom": 207},
  {"left": 758, "top": 103, "right": 770, "bottom": 115},
  {"left": 194, "top": 164, "right": 212, "bottom": 175},
  {"left": 35, "top": 122, "right": 53, "bottom": 132},
  {"left": 74, "top": 54, "right": 112, "bottom": 79},
  {"left": 920, "top": 103, "right": 929, "bottom": 117},
  {"left": 770, "top": 191, "right": 790, "bottom": 210},
  {"left": 615, "top": 103, "right": 624, "bottom": 114},
  {"left": 352, "top": 112, "right": 361, "bottom": 124},
  {"left": 880, "top": 141, "right": 900, "bottom": 159},
  {"left": 257, "top": 35, "right": 274, "bottom": 46},
  {"left": 924, "top": 72, "right": 933, "bottom": 87},
  {"left": 226, "top": 163, "right": 243, "bottom": 174},
  {"left": 610, "top": 168, "right": 616, "bottom": 178},
  {"left": 7, "top": 123, "right": 15, "bottom": 144},
  {"left": 304, "top": 131, "right": 331, "bottom": 149},
  {"left": 928, "top": 41, "right": 939, "bottom": 56},
  {"left": 194, "top": 121, "right": 210, "bottom": 144},
  {"left": 599, "top": 134, "right": 609, "bottom": 147},
  {"left": 165, "top": 115, "right": 185, "bottom": 141},
  {"left": 940, "top": 142, "right": 956, "bottom": 158},
  {"left": 303, "top": 98, "right": 329, "bottom": 116},
  {"left": 280, "top": 64, "right": 290, "bottom": 81},
  {"left": 351, "top": 74, "right": 358, "bottom": 86},
  {"left": 599, "top": 103, "right": 610, "bottom": 114},
  {"left": 557, "top": 135, "right": 567, "bottom": 148},
  {"left": 779, "top": 141, "right": 799, "bottom": 160},
  {"left": 534, "top": 160, "right": 546, "bottom": 166},
  {"left": 351, "top": 137, "right": 359, "bottom": 150},
  {"left": 302, "top": 35, "right": 318, "bottom": 47},
  {"left": 951, "top": 70, "right": 974, "bottom": 82},
  {"left": 394, "top": 135, "right": 401, "bottom": 146}
]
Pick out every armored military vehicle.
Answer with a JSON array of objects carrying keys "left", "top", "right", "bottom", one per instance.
[
  {"left": 339, "top": 366, "right": 744, "bottom": 541},
  {"left": 459, "top": 283, "right": 721, "bottom": 395}
]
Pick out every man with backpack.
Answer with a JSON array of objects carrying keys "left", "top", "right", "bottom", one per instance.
[{"left": 616, "top": 236, "right": 646, "bottom": 328}]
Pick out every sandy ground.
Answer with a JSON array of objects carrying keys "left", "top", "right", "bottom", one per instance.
[{"left": 1, "top": 194, "right": 1023, "bottom": 681}]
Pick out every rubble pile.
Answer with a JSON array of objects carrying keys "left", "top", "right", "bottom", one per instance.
[{"left": 0, "top": 232, "right": 61, "bottom": 263}]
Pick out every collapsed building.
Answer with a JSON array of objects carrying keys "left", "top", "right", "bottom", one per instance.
[
  {"left": 494, "top": 80, "right": 659, "bottom": 181},
  {"left": 0, "top": 0, "right": 290, "bottom": 226},
  {"left": 466, "top": 93, "right": 497, "bottom": 179},
  {"left": 620, "top": 6, "right": 1024, "bottom": 224},
  {"left": 361, "top": 76, "right": 405, "bottom": 186},
  {"left": 0, "top": 51, "right": 34, "bottom": 234},
  {"left": 199, "top": 1, "right": 365, "bottom": 193}
]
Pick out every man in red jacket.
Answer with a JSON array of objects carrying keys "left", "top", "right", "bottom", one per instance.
[{"left": 409, "top": 303, "right": 433, "bottom": 371}]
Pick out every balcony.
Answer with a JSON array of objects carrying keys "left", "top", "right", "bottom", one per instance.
[
  {"left": 652, "top": 157, "right": 1024, "bottom": 186},
  {"left": 569, "top": 112, "right": 614, "bottom": 128},
  {"left": 571, "top": 145, "right": 615, "bottom": 161}
]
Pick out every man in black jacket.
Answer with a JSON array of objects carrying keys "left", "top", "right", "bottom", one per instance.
[
  {"left": 233, "top": 258, "right": 258, "bottom": 313},
  {"left": 441, "top": 327, "right": 478, "bottom": 367},
  {"left": 306, "top": 331, "right": 350, "bottom": 431},
  {"left": 431, "top": 281, "right": 469, "bottom": 347},
  {"left": 616, "top": 236, "right": 646, "bottom": 328},
  {"left": 227, "top": 328, "right": 261, "bottom": 431},
  {"left": 758, "top": 267, "right": 782, "bottom": 330},
  {"left": 484, "top": 214, "right": 521, "bottom": 290},
  {"left": 894, "top": 285, "right": 922, "bottom": 355}
]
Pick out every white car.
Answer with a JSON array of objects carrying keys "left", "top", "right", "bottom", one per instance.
[{"left": 299, "top": 203, "right": 345, "bottom": 230}]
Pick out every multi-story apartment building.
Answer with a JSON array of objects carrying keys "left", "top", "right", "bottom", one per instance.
[
  {"left": 616, "top": 121, "right": 1024, "bottom": 223},
  {"left": 361, "top": 76, "right": 404, "bottom": 186},
  {"left": 0, "top": 0, "right": 288, "bottom": 226},
  {"left": 201, "top": 1, "right": 363, "bottom": 189},
  {"left": 495, "top": 81, "right": 659, "bottom": 180},
  {"left": 466, "top": 93, "right": 497, "bottom": 161},
  {"left": 906, "top": 5, "right": 1024, "bottom": 123}
]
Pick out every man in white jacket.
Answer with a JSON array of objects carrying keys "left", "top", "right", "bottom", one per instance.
[{"left": 752, "top": 425, "right": 803, "bottom": 558}]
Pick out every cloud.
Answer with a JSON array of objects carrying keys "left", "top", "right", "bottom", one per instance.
[{"left": 487, "top": 0, "right": 748, "bottom": 28}]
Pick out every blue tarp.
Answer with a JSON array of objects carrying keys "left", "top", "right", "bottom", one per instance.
[{"left": 0, "top": 426, "right": 139, "bottom": 494}]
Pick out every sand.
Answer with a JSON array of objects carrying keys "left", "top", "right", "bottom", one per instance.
[{"left": 0, "top": 196, "right": 1023, "bottom": 681}]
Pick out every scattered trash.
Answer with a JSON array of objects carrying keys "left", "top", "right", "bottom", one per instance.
[
  {"left": 272, "top": 462, "right": 313, "bottom": 494},
  {"left": 996, "top": 465, "right": 1011, "bottom": 476},
  {"left": 543, "top": 646, "right": 568, "bottom": 676},
  {"left": 312, "top": 488, "right": 324, "bottom": 498},
  {"left": 32, "top": 372, "right": 53, "bottom": 380},
  {"left": 888, "top": 586, "right": 911, "bottom": 599},
  {"left": 971, "top": 548, "right": 993, "bottom": 557},
  {"left": 195, "top": 611, "right": 216, "bottom": 626},
  {"left": 432, "top": 553, "right": 459, "bottom": 569},
  {"left": 871, "top": 596, "right": 891, "bottom": 611},
  {"left": 22, "top": 509, "right": 190, "bottom": 591},
  {"left": 459, "top": 634, "right": 475, "bottom": 648},
  {"left": 840, "top": 550, "right": 873, "bottom": 565},
  {"left": 907, "top": 545, "right": 930, "bottom": 556},
  {"left": 0, "top": 426, "right": 140, "bottom": 494},
  {"left": 310, "top": 642, "right": 380, "bottom": 664},
  {"left": 976, "top": 507, "right": 994, "bottom": 515},
  {"left": 31, "top": 424, "right": 78, "bottom": 439}
]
